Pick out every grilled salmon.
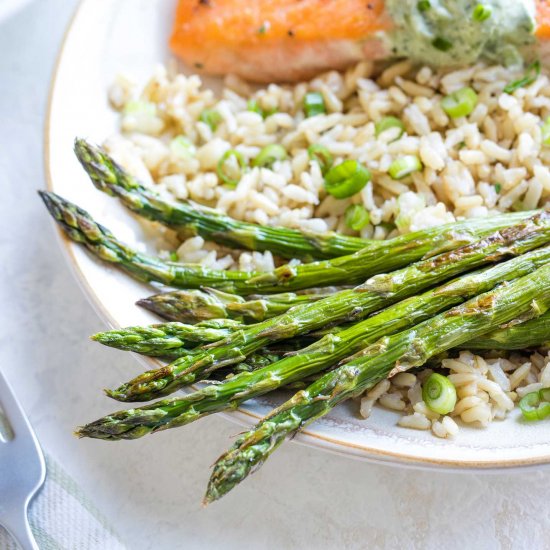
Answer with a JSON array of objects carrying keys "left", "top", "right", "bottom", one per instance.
[{"left": 170, "top": 0, "right": 550, "bottom": 82}]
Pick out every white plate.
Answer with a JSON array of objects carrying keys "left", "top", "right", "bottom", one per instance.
[{"left": 46, "top": 0, "right": 550, "bottom": 471}]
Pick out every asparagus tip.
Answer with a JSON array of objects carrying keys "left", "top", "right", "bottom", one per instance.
[{"left": 38, "top": 189, "right": 57, "bottom": 215}]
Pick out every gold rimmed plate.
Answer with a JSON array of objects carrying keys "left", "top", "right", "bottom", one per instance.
[{"left": 45, "top": 0, "right": 550, "bottom": 471}]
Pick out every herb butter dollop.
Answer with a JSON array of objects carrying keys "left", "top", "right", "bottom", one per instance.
[{"left": 386, "top": 0, "right": 536, "bottom": 67}]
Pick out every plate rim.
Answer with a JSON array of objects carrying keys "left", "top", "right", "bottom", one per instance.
[{"left": 43, "top": 0, "right": 550, "bottom": 472}]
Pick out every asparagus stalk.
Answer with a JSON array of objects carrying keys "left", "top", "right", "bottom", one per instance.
[
  {"left": 138, "top": 289, "right": 246, "bottom": 323},
  {"left": 41, "top": 190, "right": 536, "bottom": 295},
  {"left": 92, "top": 319, "right": 246, "bottom": 357},
  {"left": 205, "top": 263, "right": 550, "bottom": 503},
  {"left": 76, "top": 245, "right": 550, "bottom": 440},
  {"left": 101, "top": 213, "right": 550, "bottom": 403},
  {"left": 74, "top": 138, "right": 369, "bottom": 260},
  {"left": 40, "top": 191, "right": 266, "bottom": 294},
  {"left": 137, "top": 288, "right": 335, "bottom": 323},
  {"left": 93, "top": 319, "right": 319, "bottom": 358},
  {"left": 464, "top": 310, "right": 550, "bottom": 350}
]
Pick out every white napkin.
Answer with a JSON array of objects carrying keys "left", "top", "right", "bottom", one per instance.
[{"left": 0, "top": 455, "right": 125, "bottom": 549}]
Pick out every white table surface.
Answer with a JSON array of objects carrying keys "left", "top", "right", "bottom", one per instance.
[{"left": 1, "top": 1, "right": 550, "bottom": 548}]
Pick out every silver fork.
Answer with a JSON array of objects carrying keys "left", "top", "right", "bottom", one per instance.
[{"left": 0, "top": 370, "right": 46, "bottom": 550}]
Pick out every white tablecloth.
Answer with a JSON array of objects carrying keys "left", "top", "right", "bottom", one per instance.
[{"left": 1, "top": 1, "right": 550, "bottom": 548}]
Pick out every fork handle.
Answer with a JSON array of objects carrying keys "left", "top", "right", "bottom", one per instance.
[{"left": 2, "top": 504, "right": 39, "bottom": 550}]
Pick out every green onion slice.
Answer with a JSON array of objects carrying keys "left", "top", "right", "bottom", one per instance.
[
  {"left": 504, "top": 60, "right": 541, "bottom": 94},
  {"left": 324, "top": 160, "right": 371, "bottom": 199},
  {"left": 247, "top": 100, "right": 277, "bottom": 119},
  {"left": 170, "top": 136, "right": 196, "bottom": 158},
  {"left": 388, "top": 155, "right": 423, "bottom": 180},
  {"left": 472, "top": 4, "right": 492, "bottom": 22},
  {"left": 345, "top": 204, "right": 370, "bottom": 231},
  {"left": 417, "top": 0, "right": 430, "bottom": 11},
  {"left": 303, "top": 92, "right": 326, "bottom": 118},
  {"left": 432, "top": 37, "right": 452, "bottom": 52},
  {"left": 542, "top": 117, "right": 550, "bottom": 147},
  {"left": 216, "top": 150, "right": 248, "bottom": 188},
  {"left": 519, "top": 389, "right": 550, "bottom": 421},
  {"left": 123, "top": 100, "right": 157, "bottom": 116},
  {"left": 441, "top": 87, "right": 478, "bottom": 118},
  {"left": 307, "top": 144, "right": 334, "bottom": 174},
  {"left": 494, "top": 182, "right": 502, "bottom": 193},
  {"left": 200, "top": 109, "right": 223, "bottom": 130},
  {"left": 252, "top": 144, "right": 287, "bottom": 168},
  {"left": 375, "top": 116, "right": 405, "bottom": 139},
  {"left": 247, "top": 99, "right": 262, "bottom": 115},
  {"left": 422, "top": 373, "right": 457, "bottom": 415}
]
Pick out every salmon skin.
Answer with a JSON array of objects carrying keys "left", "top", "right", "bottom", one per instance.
[{"left": 170, "top": 0, "right": 550, "bottom": 83}]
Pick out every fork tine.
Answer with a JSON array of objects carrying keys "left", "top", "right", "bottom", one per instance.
[{"left": 0, "top": 373, "right": 42, "bottom": 447}]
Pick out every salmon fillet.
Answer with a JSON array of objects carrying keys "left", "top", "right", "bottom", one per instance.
[
  {"left": 169, "top": 0, "right": 391, "bottom": 82},
  {"left": 170, "top": 0, "right": 550, "bottom": 83}
]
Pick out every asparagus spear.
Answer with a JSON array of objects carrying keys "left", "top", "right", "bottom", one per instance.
[
  {"left": 74, "top": 138, "right": 368, "bottom": 260},
  {"left": 93, "top": 319, "right": 320, "bottom": 358},
  {"left": 103, "top": 213, "right": 550, "bottom": 402},
  {"left": 138, "top": 289, "right": 246, "bottom": 323},
  {"left": 464, "top": 310, "right": 550, "bottom": 350},
  {"left": 76, "top": 245, "right": 550, "bottom": 440},
  {"left": 137, "top": 288, "right": 335, "bottom": 323},
  {"left": 40, "top": 191, "right": 262, "bottom": 294},
  {"left": 92, "top": 319, "right": 246, "bottom": 357},
  {"left": 205, "top": 263, "right": 550, "bottom": 503},
  {"left": 41, "top": 190, "right": 537, "bottom": 295}
]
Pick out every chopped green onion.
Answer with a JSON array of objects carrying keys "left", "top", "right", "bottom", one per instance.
[
  {"left": 216, "top": 150, "right": 248, "bottom": 188},
  {"left": 417, "top": 0, "right": 430, "bottom": 11},
  {"left": 504, "top": 60, "right": 541, "bottom": 94},
  {"left": 375, "top": 116, "right": 405, "bottom": 139},
  {"left": 247, "top": 99, "right": 262, "bottom": 115},
  {"left": 307, "top": 144, "right": 334, "bottom": 174},
  {"left": 303, "top": 92, "right": 326, "bottom": 118},
  {"left": 169, "top": 136, "right": 196, "bottom": 158},
  {"left": 422, "top": 373, "right": 457, "bottom": 415},
  {"left": 512, "top": 200, "right": 527, "bottom": 212},
  {"left": 345, "top": 204, "right": 370, "bottom": 231},
  {"left": 441, "top": 87, "right": 478, "bottom": 118},
  {"left": 472, "top": 4, "right": 492, "bottom": 22},
  {"left": 324, "top": 160, "right": 371, "bottom": 199},
  {"left": 169, "top": 251, "right": 179, "bottom": 262},
  {"left": 252, "top": 144, "right": 287, "bottom": 168},
  {"left": 432, "top": 37, "right": 452, "bottom": 52},
  {"left": 542, "top": 117, "right": 550, "bottom": 146},
  {"left": 494, "top": 182, "right": 502, "bottom": 193},
  {"left": 380, "top": 221, "right": 397, "bottom": 233},
  {"left": 519, "top": 389, "right": 550, "bottom": 421},
  {"left": 247, "top": 100, "right": 277, "bottom": 119},
  {"left": 123, "top": 100, "right": 157, "bottom": 116},
  {"left": 388, "top": 155, "right": 423, "bottom": 180},
  {"left": 200, "top": 109, "right": 223, "bottom": 130}
]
